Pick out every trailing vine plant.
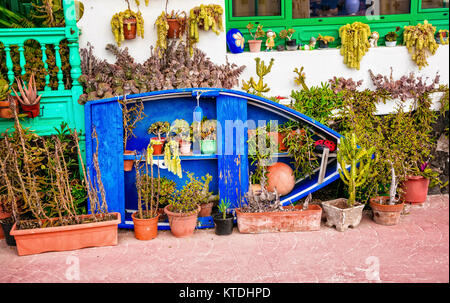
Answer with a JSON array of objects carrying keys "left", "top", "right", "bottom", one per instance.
[
  {"left": 403, "top": 20, "right": 439, "bottom": 69},
  {"left": 111, "top": 0, "right": 145, "bottom": 46},
  {"left": 339, "top": 22, "right": 371, "bottom": 70}
]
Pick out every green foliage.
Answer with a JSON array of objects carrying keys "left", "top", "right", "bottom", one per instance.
[
  {"left": 168, "top": 172, "right": 213, "bottom": 213},
  {"left": 241, "top": 57, "right": 274, "bottom": 97},
  {"left": 148, "top": 121, "right": 170, "bottom": 140},
  {"left": 337, "top": 133, "right": 377, "bottom": 206},
  {"left": 218, "top": 197, "right": 231, "bottom": 220},
  {"left": 246, "top": 22, "right": 265, "bottom": 40},
  {"left": 290, "top": 82, "right": 343, "bottom": 126},
  {"left": 293, "top": 67, "right": 308, "bottom": 91},
  {"left": 247, "top": 125, "right": 277, "bottom": 184}
]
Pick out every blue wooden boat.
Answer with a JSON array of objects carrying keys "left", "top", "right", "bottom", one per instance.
[{"left": 84, "top": 88, "right": 344, "bottom": 230}]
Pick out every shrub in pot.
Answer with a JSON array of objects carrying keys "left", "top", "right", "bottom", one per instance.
[
  {"left": 246, "top": 22, "right": 265, "bottom": 52},
  {"left": 279, "top": 28, "right": 297, "bottom": 51},
  {"left": 148, "top": 121, "right": 170, "bottom": 155},
  {"left": 322, "top": 133, "right": 376, "bottom": 232},
  {"left": 213, "top": 198, "right": 234, "bottom": 236},
  {"left": 384, "top": 27, "right": 400, "bottom": 47},
  {"left": 155, "top": 2, "right": 188, "bottom": 56},
  {"left": 164, "top": 172, "right": 202, "bottom": 238}
]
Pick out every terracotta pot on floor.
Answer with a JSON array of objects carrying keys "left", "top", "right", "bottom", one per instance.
[
  {"left": 199, "top": 202, "right": 214, "bottom": 217},
  {"left": 402, "top": 176, "right": 430, "bottom": 204},
  {"left": 164, "top": 205, "right": 200, "bottom": 238},
  {"left": 132, "top": 211, "right": 159, "bottom": 241},
  {"left": 370, "top": 196, "right": 404, "bottom": 226}
]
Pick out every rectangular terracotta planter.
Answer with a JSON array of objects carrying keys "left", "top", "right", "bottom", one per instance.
[
  {"left": 10, "top": 213, "right": 121, "bottom": 256},
  {"left": 235, "top": 205, "right": 322, "bottom": 234}
]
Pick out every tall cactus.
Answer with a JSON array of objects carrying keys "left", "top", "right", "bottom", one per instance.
[{"left": 337, "top": 133, "right": 376, "bottom": 206}]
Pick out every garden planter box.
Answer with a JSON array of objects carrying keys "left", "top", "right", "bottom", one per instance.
[
  {"left": 235, "top": 205, "right": 322, "bottom": 234},
  {"left": 322, "top": 198, "right": 365, "bottom": 232},
  {"left": 10, "top": 213, "right": 120, "bottom": 256}
]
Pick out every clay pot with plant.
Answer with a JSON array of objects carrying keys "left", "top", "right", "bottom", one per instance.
[
  {"left": 317, "top": 34, "right": 335, "bottom": 48},
  {"left": 148, "top": 121, "right": 170, "bottom": 155},
  {"left": 213, "top": 198, "right": 234, "bottom": 235},
  {"left": 436, "top": 29, "right": 449, "bottom": 44},
  {"left": 279, "top": 28, "right": 297, "bottom": 51},
  {"left": 164, "top": 172, "right": 203, "bottom": 238},
  {"left": 246, "top": 22, "right": 265, "bottom": 52},
  {"left": 111, "top": 0, "right": 145, "bottom": 46},
  {"left": 322, "top": 133, "right": 376, "bottom": 232},
  {"left": 171, "top": 119, "right": 192, "bottom": 155},
  {"left": 0, "top": 78, "right": 15, "bottom": 119},
  {"left": 120, "top": 97, "right": 147, "bottom": 171},
  {"left": 132, "top": 150, "right": 160, "bottom": 241},
  {"left": 385, "top": 27, "right": 400, "bottom": 47},
  {"left": 155, "top": 3, "right": 187, "bottom": 57},
  {"left": 197, "top": 174, "right": 215, "bottom": 217},
  {"left": 11, "top": 73, "right": 42, "bottom": 118},
  {"left": 200, "top": 119, "right": 217, "bottom": 155}
]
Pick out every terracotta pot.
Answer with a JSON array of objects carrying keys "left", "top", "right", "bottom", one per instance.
[
  {"left": 321, "top": 198, "right": 365, "bottom": 232},
  {"left": 402, "top": 176, "right": 430, "bottom": 204},
  {"left": 123, "top": 17, "right": 137, "bottom": 40},
  {"left": 0, "top": 208, "right": 11, "bottom": 240},
  {"left": 266, "top": 162, "right": 296, "bottom": 196},
  {"left": 248, "top": 40, "right": 262, "bottom": 52},
  {"left": 167, "top": 18, "right": 184, "bottom": 39},
  {"left": 0, "top": 100, "right": 13, "bottom": 119},
  {"left": 164, "top": 205, "right": 200, "bottom": 238},
  {"left": 10, "top": 213, "right": 121, "bottom": 256},
  {"left": 151, "top": 137, "right": 166, "bottom": 155},
  {"left": 124, "top": 150, "right": 136, "bottom": 171},
  {"left": 20, "top": 102, "right": 40, "bottom": 118},
  {"left": 132, "top": 211, "right": 159, "bottom": 241},
  {"left": 199, "top": 202, "right": 214, "bottom": 217},
  {"left": 370, "top": 196, "right": 404, "bottom": 226},
  {"left": 235, "top": 205, "right": 322, "bottom": 234}
]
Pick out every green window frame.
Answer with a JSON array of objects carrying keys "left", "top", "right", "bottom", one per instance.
[{"left": 225, "top": 0, "right": 449, "bottom": 51}]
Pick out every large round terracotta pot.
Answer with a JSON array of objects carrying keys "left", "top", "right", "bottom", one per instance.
[
  {"left": 164, "top": 205, "right": 200, "bottom": 238},
  {"left": 132, "top": 211, "right": 159, "bottom": 241},
  {"left": 266, "top": 162, "right": 295, "bottom": 196},
  {"left": 402, "top": 176, "right": 430, "bottom": 204},
  {"left": 369, "top": 196, "right": 404, "bottom": 226}
]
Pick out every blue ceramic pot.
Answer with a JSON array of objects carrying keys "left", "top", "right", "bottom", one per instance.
[{"left": 226, "top": 29, "right": 245, "bottom": 54}]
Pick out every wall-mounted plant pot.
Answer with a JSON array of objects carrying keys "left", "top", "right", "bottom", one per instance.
[
  {"left": 248, "top": 40, "right": 262, "bottom": 52},
  {"left": 321, "top": 198, "right": 365, "bottom": 232},
  {"left": 164, "top": 205, "right": 200, "bottom": 238},
  {"left": 213, "top": 214, "right": 234, "bottom": 235},
  {"left": 385, "top": 41, "right": 397, "bottom": 47},
  {"left": 123, "top": 17, "right": 137, "bottom": 40},
  {"left": 318, "top": 40, "right": 329, "bottom": 49},
  {"left": 402, "top": 175, "right": 429, "bottom": 204},
  {"left": 369, "top": 196, "right": 404, "bottom": 226},
  {"left": 151, "top": 137, "right": 166, "bottom": 155},
  {"left": 20, "top": 102, "right": 40, "bottom": 118},
  {"left": 286, "top": 39, "right": 298, "bottom": 51},
  {"left": 235, "top": 205, "right": 322, "bottom": 234},
  {"left": 131, "top": 211, "right": 159, "bottom": 241},
  {"left": 179, "top": 141, "right": 192, "bottom": 155},
  {"left": 124, "top": 150, "right": 136, "bottom": 171},
  {"left": 201, "top": 139, "right": 216, "bottom": 155},
  {"left": 10, "top": 213, "right": 121, "bottom": 256},
  {"left": 199, "top": 202, "right": 214, "bottom": 217},
  {"left": 167, "top": 18, "right": 184, "bottom": 39}
]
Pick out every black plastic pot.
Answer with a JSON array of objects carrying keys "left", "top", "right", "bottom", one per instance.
[
  {"left": 318, "top": 40, "right": 329, "bottom": 48},
  {"left": 1, "top": 222, "right": 16, "bottom": 246},
  {"left": 213, "top": 214, "right": 234, "bottom": 236},
  {"left": 286, "top": 39, "right": 297, "bottom": 51}
]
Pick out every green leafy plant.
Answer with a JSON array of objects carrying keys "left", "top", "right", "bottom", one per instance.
[
  {"left": 171, "top": 119, "right": 191, "bottom": 142},
  {"left": 168, "top": 172, "right": 211, "bottom": 213},
  {"left": 111, "top": 0, "right": 145, "bottom": 46},
  {"left": 403, "top": 20, "right": 439, "bottom": 69},
  {"left": 148, "top": 121, "right": 170, "bottom": 141},
  {"left": 246, "top": 22, "right": 265, "bottom": 40},
  {"left": 241, "top": 57, "right": 274, "bottom": 97},
  {"left": 385, "top": 27, "right": 401, "bottom": 42},
  {"left": 339, "top": 22, "right": 371, "bottom": 70},
  {"left": 247, "top": 125, "right": 277, "bottom": 184},
  {"left": 200, "top": 119, "right": 217, "bottom": 141},
  {"left": 279, "top": 28, "right": 295, "bottom": 41},
  {"left": 218, "top": 198, "right": 231, "bottom": 220},
  {"left": 293, "top": 66, "right": 308, "bottom": 91}
]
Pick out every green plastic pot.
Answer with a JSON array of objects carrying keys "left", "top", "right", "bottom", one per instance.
[{"left": 201, "top": 140, "right": 217, "bottom": 155}]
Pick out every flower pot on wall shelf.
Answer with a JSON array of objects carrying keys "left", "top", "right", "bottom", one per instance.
[
  {"left": 248, "top": 40, "right": 262, "bottom": 52},
  {"left": 201, "top": 139, "right": 216, "bottom": 155},
  {"left": 123, "top": 17, "right": 137, "bottom": 40},
  {"left": 402, "top": 175, "right": 429, "bottom": 204},
  {"left": 151, "top": 137, "right": 166, "bottom": 155},
  {"left": 385, "top": 41, "right": 397, "bottom": 47},
  {"left": 318, "top": 40, "right": 329, "bottom": 48},
  {"left": 131, "top": 211, "right": 159, "bottom": 241},
  {"left": 321, "top": 198, "right": 365, "bottom": 232},
  {"left": 179, "top": 141, "right": 192, "bottom": 155},
  {"left": 124, "top": 150, "right": 136, "bottom": 171},
  {"left": 164, "top": 205, "right": 200, "bottom": 238},
  {"left": 286, "top": 39, "right": 297, "bottom": 51},
  {"left": 10, "top": 213, "right": 121, "bottom": 256},
  {"left": 235, "top": 205, "right": 322, "bottom": 234},
  {"left": 369, "top": 196, "right": 404, "bottom": 226}
]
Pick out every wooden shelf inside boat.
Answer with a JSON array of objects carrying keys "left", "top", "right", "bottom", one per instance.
[{"left": 124, "top": 152, "right": 218, "bottom": 161}]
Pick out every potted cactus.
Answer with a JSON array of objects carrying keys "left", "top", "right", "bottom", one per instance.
[
  {"left": 246, "top": 22, "right": 265, "bottom": 52},
  {"left": 11, "top": 73, "right": 42, "bottom": 118},
  {"left": 213, "top": 198, "right": 234, "bottom": 236},
  {"left": 148, "top": 121, "right": 170, "bottom": 155},
  {"left": 321, "top": 133, "right": 376, "bottom": 232},
  {"left": 279, "top": 28, "right": 297, "bottom": 51}
]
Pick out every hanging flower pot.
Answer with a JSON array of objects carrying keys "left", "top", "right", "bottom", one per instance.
[
  {"left": 131, "top": 211, "right": 159, "bottom": 241},
  {"left": 402, "top": 175, "right": 430, "bottom": 204},
  {"left": 123, "top": 17, "right": 137, "bottom": 40},
  {"left": 369, "top": 196, "right": 404, "bottom": 226},
  {"left": 164, "top": 205, "right": 200, "bottom": 238},
  {"left": 167, "top": 18, "right": 184, "bottom": 39}
]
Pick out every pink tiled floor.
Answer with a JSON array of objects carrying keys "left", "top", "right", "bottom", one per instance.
[{"left": 0, "top": 195, "right": 448, "bottom": 283}]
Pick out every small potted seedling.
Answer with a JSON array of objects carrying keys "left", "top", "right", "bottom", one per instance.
[
  {"left": 279, "top": 28, "right": 297, "bottom": 51},
  {"left": 148, "top": 121, "right": 170, "bottom": 155},
  {"left": 213, "top": 198, "right": 234, "bottom": 235},
  {"left": 247, "top": 22, "right": 265, "bottom": 52},
  {"left": 385, "top": 27, "right": 400, "bottom": 47},
  {"left": 317, "top": 34, "right": 335, "bottom": 48}
]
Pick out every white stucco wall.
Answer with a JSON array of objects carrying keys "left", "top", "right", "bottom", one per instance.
[{"left": 77, "top": 0, "right": 449, "bottom": 115}]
